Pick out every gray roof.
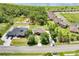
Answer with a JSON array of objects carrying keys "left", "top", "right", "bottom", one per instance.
[
  {"left": 69, "top": 25, "right": 79, "bottom": 33},
  {"left": 48, "top": 11, "right": 68, "bottom": 28},
  {"left": 7, "top": 27, "right": 28, "bottom": 37},
  {"left": 33, "top": 28, "right": 46, "bottom": 34}
]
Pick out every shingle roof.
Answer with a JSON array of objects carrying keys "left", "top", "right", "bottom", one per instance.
[
  {"left": 7, "top": 27, "right": 28, "bottom": 37},
  {"left": 69, "top": 25, "right": 79, "bottom": 33},
  {"left": 48, "top": 11, "right": 68, "bottom": 28},
  {"left": 33, "top": 28, "right": 46, "bottom": 34}
]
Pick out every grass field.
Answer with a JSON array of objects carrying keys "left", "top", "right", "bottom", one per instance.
[{"left": 60, "top": 13, "right": 79, "bottom": 24}]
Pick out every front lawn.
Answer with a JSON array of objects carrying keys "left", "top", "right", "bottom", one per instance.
[{"left": 11, "top": 38, "right": 27, "bottom": 46}]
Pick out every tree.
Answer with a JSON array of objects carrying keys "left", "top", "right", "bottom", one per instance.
[
  {"left": 0, "top": 16, "right": 8, "bottom": 23},
  {"left": 58, "top": 28, "right": 70, "bottom": 43},
  {"left": 47, "top": 22, "right": 58, "bottom": 42},
  {"left": 27, "top": 35, "right": 37, "bottom": 46},
  {"left": 35, "top": 14, "right": 47, "bottom": 25},
  {"left": 40, "top": 32, "right": 49, "bottom": 45}
]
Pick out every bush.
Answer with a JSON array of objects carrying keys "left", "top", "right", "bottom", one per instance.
[
  {"left": 27, "top": 35, "right": 37, "bottom": 46},
  {"left": 40, "top": 32, "right": 49, "bottom": 45},
  {"left": 44, "top": 52, "right": 53, "bottom": 56},
  {"left": 26, "top": 29, "right": 33, "bottom": 37},
  {"left": 0, "top": 39, "right": 4, "bottom": 45}
]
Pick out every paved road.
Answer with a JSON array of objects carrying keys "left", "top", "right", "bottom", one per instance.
[{"left": 0, "top": 44, "right": 79, "bottom": 53}]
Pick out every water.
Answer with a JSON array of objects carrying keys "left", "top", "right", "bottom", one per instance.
[{"left": 15, "top": 3, "right": 79, "bottom": 6}]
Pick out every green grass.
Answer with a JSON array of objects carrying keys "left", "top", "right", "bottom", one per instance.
[
  {"left": 11, "top": 38, "right": 27, "bottom": 46},
  {"left": 29, "top": 24, "right": 48, "bottom": 30},
  {"left": 0, "top": 39, "right": 4, "bottom": 45},
  {"left": 60, "top": 13, "right": 79, "bottom": 24},
  {"left": 13, "top": 16, "right": 26, "bottom": 23},
  {"left": 0, "top": 23, "right": 10, "bottom": 36},
  {"left": 0, "top": 52, "right": 53, "bottom": 56},
  {"left": 58, "top": 50, "right": 79, "bottom": 56}
]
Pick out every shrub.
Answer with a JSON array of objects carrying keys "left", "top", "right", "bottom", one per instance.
[
  {"left": 27, "top": 35, "right": 37, "bottom": 46},
  {"left": 26, "top": 29, "right": 33, "bottom": 37},
  {"left": 44, "top": 52, "right": 53, "bottom": 56},
  {"left": 40, "top": 32, "right": 49, "bottom": 45}
]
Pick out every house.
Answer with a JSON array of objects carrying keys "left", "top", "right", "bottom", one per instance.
[
  {"left": 69, "top": 24, "right": 79, "bottom": 33},
  {"left": 58, "top": 20, "right": 69, "bottom": 28},
  {"left": 6, "top": 27, "right": 28, "bottom": 38},
  {"left": 33, "top": 28, "right": 46, "bottom": 35},
  {"left": 48, "top": 11, "right": 69, "bottom": 28}
]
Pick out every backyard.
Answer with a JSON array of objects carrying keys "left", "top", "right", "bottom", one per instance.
[{"left": 60, "top": 13, "right": 79, "bottom": 24}]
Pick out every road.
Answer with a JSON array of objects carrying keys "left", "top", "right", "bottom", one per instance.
[{"left": 0, "top": 44, "right": 79, "bottom": 53}]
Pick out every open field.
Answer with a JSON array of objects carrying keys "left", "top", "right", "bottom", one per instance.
[{"left": 60, "top": 13, "right": 79, "bottom": 24}]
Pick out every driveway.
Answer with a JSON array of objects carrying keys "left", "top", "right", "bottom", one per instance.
[{"left": 0, "top": 44, "right": 79, "bottom": 53}]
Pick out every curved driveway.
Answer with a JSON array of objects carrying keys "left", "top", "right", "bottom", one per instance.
[{"left": 0, "top": 44, "right": 79, "bottom": 53}]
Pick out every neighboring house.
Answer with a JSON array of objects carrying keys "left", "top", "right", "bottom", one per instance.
[
  {"left": 48, "top": 11, "right": 68, "bottom": 28},
  {"left": 58, "top": 20, "right": 68, "bottom": 28},
  {"left": 69, "top": 24, "right": 79, "bottom": 33},
  {"left": 6, "top": 27, "right": 28, "bottom": 38},
  {"left": 33, "top": 28, "right": 46, "bottom": 35}
]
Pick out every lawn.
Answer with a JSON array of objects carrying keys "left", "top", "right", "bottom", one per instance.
[
  {"left": 58, "top": 50, "right": 79, "bottom": 56},
  {"left": 0, "top": 39, "right": 4, "bottom": 45},
  {"left": 0, "top": 23, "right": 10, "bottom": 36},
  {"left": 11, "top": 38, "right": 27, "bottom": 46},
  {"left": 60, "top": 13, "right": 79, "bottom": 24},
  {"left": 29, "top": 24, "right": 48, "bottom": 30},
  {"left": 14, "top": 23, "right": 29, "bottom": 27},
  {"left": 0, "top": 52, "right": 52, "bottom": 56},
  {"left": 13, "top": 17, "right": 29, "bottom": 27},
  {"left": 13, "top": 16, "right": 26, "bottom": 23}
]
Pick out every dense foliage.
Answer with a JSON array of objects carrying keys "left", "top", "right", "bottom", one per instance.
[
  {"left": 0, "top": 3, "right": 79, "bottom": 45},
  {"left": 27, "top": 35, "right": 37, "bottom": 46},
  {"left": 0, "top": 4, "right": 48, "bottom": 25},
  {"left": 40, "top": 32, "right": 49, "bottom": 45}
]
